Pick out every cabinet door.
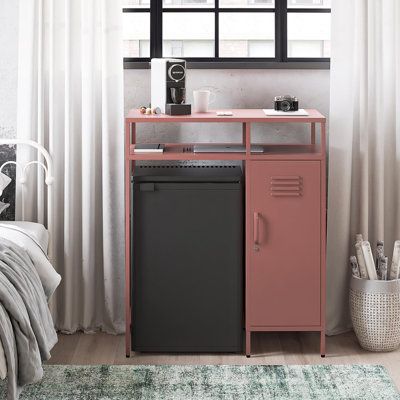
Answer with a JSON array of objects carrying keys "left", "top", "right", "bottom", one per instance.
[{"left": 248, "top": 161, "right": 321, "bottom": 327}]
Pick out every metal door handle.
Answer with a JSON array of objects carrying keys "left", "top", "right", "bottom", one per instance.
[{"left": 253, "top": 212, "right": 260, "bottom": 252}]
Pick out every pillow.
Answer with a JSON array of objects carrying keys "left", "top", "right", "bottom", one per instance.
[
  {"left": 0, "top": 226, "right": 61, "bottom": 298},
  {"left": 0, "top": 202, "right": 9, "bottom": 216},
  {"left": 0, "top": 172, "right": 11, "bottom": 195},
  {"left": 0, "top": 222, "right": 49, "bottom": 254}
]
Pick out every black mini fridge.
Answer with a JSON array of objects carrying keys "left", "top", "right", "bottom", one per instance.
[{"left": 132, "top": 165, "right": 243, "bottom": 352}]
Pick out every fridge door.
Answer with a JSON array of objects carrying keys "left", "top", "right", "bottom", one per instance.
[{"left": 132, "top": 180, "right": 243, "bottom": 352}]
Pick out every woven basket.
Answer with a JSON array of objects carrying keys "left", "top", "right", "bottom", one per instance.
[{"left": 350, "top": 276, "right": 400, "bottom": 352}]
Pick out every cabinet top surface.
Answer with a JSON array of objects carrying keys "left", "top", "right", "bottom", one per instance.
[{"left": 126, "top": 109, "right": 326, "bottom": 123}]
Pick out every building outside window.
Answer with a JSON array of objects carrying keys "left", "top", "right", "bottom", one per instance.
[{"left": 123, "top": 0, "right": 331, "bottom": 66}]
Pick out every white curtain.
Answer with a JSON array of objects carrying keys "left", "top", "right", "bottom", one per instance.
[
  {"left": 327, "top": 0, "right": 400, "bottom": 334},
  {"left": 17, "top": 0, "right": 125, "bottom": 333}
]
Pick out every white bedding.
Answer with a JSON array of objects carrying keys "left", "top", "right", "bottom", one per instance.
[
  {"left": 0, "top": 222, "right": 61, "bottom": 381},
  {"left": 0, "top": 337, "right": 5, "bottom": 380},
  {"left": 0, "top": 222, "right": 60, "bottom": 297},
  {"left": 0, "top": 221, "right": 49, "bottom": 254}
]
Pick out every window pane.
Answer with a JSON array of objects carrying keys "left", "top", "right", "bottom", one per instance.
[
  {"left": 220, "top": 0, "right": 274, "bottom": 8},
  {"left": 163, "top": 0, "right": 215, "bottom": 8},
  {"left": 123, "top": 0, "right": 150, "bottom": 7},
  {"left": 248, "top": 41, "right": 274, "bottom": 57},
  {"left": 163, "top": 13, "right": 214, "bottom": 57},
  {"left": 219, "top": 13, "right": 274, "bottom": 57},
  {"left": 123, "top": 13, "right": 150, "bottom": 58},
  {"left": 288, "top": 0, "right": 330, "bottom": 8},
  {"left": 287, "top": 13, "right": 330, "bottom": 57}
]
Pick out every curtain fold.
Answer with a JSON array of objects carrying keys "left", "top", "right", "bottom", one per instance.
[
  {"left": 17, "top": 0, "right": 125, "bottom": 333},
  {"left": 327, "top": 0, "right": 400, "bottom": 334}
]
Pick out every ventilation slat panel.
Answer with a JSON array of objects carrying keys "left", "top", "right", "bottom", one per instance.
[{"left": 270, "top": 175, "right": 303, "bottom": 197}]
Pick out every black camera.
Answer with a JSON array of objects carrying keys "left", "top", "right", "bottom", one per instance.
[{"left": 274, "top": 95, "right": 299, "bottom": 112}]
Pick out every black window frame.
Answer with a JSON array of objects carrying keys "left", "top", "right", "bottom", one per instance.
[{"left": 123, "top": 0, "right": 330, "bottom": 69}]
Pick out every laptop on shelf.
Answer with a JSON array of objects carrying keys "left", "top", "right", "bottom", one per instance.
[{"left": 193, "top": 144, "right": 264, "bottom": 153}]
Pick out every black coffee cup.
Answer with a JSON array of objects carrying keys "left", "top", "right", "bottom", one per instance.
[{"left": 171, "top": 88, "right": 186, "bottom": 104}]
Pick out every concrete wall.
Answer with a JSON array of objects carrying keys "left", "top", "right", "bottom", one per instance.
[{"left": 124, "top": 68, "right": 330, "bottom": 145}]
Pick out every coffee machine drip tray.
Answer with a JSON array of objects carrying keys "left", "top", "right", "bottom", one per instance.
[{"left": 166, "top": 103, "right": 192, "bottom": 116}]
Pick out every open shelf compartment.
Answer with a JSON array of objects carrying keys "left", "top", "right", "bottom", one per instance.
[
  {"left": 129, "top": 143, "right": 323, "bottom": 161},
  {"left": 130, "top": 144, "right": 245, "bottom": 160}
]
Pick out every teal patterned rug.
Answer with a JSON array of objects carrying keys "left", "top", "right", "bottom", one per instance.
[{"left": 1, "top": 364, "right": 399, "bottom": 400}]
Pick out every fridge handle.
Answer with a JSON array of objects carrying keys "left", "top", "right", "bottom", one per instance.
[{"left": 253, "top": 212, "right": 260, "bottom": 252}]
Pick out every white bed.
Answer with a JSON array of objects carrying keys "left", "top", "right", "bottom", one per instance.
[
  {"left": 0, "top": 140, "right": 61, "bottom": 385},
  {"left": 0, "top": 222, "right": 49, "bottom": 254},
  {"left": 0, "top": 222, "right": 61, "bottom": 381},
  {"left": 0, "top": 222, "right": 60, "bottom": 298}
]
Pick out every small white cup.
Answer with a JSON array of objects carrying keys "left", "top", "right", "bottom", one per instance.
[{"left": 193, "top": 89, "right": 215, "bottom": 113}]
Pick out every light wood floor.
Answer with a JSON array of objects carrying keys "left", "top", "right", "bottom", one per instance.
[{"left": 47, "top": 331, "right": 400, "bottom": 389}]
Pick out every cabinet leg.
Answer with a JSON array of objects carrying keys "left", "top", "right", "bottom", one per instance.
[
  {"left": 246, "top": 331, "right": 251, "bottom": 357},
  {"left": 126, "top": 333, "right": 131, "bottom": 358},
  {"left": 320, "top": 331, "right": 326, "bottom": 357}
]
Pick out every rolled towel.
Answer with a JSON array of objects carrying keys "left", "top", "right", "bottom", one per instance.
[
  {"left": 355, "top": 233, "right": 364, "bottom": 244},
  {"left": 389, "top": 240, "right": 400, "bottom": 280},
  {"left": 376, "top": 240, "right": 384, "bottom": 273},
  {"left": 355, "top": 242, "right": 368, "bottom": 279},
  {"left": 349, "top": 256, "right": 361, "bottom": 278},
  {"left": 361, "top": 241, "right": 378, "bottom": 280},
  {"left": 378, "top": 256, "right": 388, "bottom": 281}
]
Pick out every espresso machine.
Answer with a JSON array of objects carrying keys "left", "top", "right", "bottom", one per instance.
[{"left": 151, "top": 58, "right": 192, "bottom": 115}]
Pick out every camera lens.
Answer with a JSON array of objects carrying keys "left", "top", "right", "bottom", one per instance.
[{"left": 281, "top": 100, "right": 291, "bottom": 111}]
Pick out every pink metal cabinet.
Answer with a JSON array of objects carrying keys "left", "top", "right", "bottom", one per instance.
[
  {"left": 124, "top": 110, "right": 327, "bottom": 358},
  {"left": 246, "top": 160, "right": 323, "bottom": 355}
]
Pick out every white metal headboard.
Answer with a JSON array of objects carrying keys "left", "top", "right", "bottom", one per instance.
[{"left": 0, "top": 139, "right": 54, "bottom": 258}]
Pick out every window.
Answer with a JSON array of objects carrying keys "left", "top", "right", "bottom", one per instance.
[
  {"left": 163, "top": 12, "right": 215, "bottom": 57},
  {"left": 123, "top": 12, "right": 150, "bottom": 58},
  {"left": 123, "top": 0, "right": 330, "bottom": 68}
]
